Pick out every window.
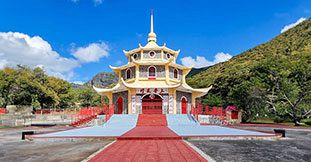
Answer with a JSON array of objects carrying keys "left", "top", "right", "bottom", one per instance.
[
  {"left": 126, "top": 68, "right": 131, "bottom": 79},
  {"left": 149, "top": 51, "right": 156, "bottom": 58},
  {"left": 166, "top": 53, "right": 171, "bottom": 59},
  {"left": 148, "top": 66, "right": 156, "bottom": 78},
  {"left": 174, "top": 69, "right": 178, "bottom": 79},
  {"left": 133, "top": 53, "right": 138, "bottom": 60}
]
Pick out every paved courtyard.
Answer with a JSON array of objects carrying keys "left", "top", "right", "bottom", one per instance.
[
  {"left": 190, "top": 126, "right": 311, "bottom": 162},
  {"left": 0, "top": 126, "right": 112, "bottom": 162},
  {"left": 0, "top": 122, "right": 310, "bottom": 161}
]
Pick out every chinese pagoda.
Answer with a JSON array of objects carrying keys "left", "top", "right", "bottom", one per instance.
[{"left": 94, "top": 12, "right": 212, "bottom": 114}]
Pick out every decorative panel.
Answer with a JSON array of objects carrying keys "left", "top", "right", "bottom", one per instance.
[{"left": 142, "top": 50, "right": 161, "bottom": 59}]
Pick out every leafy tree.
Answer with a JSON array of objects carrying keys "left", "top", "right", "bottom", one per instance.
[
  {"left": 250, "top": 49, "right": 311, "bottom": 125},
  {"left": 0, "top": 67, "right": 16, "bottom": 107},
  {"left": 77, "top": 87, "right": 101, "bottom": 108},
  {"left": 202, "top": 93, "right": 223, "bottom": 107},
  {"left": 47, "top": 77, "right": 75, "bottom": 108},
  {"left": 0, "top": 66, "right": 76, "bottom": 109}
]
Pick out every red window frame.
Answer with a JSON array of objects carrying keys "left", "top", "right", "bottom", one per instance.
[{"left": 148, "top": 66, "right": 156, "bottom": 79}]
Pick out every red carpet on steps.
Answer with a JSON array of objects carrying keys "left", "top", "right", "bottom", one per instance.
[
  {"left": 88, "top": 139, "right": 207, "bottom": 162},
  {"left": 136, "top": 114, "right": 167, "bottom": 126},
  {"left": 119, "top": 126, "right": 181, "bottom": 140}
]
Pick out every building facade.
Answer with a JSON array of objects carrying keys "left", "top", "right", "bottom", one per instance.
[{"left": 94, "top": 13, "right": 212, "bottom": 114}]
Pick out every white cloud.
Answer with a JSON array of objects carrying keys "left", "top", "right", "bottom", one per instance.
[
  {"left": 181, "top": 52, "right": 232, "bottom": 68},
  {"left": 72, "top": 81, "right": 84, "bottom": 85},
  {"left": 70, "top": 0, "right": 103, "bottom": 6},
  {"left": 72, "top": 42, "right": 109, "bottom": 63},
  {"left": 280, "top": 17, "right": 306, "bottom": 33},
  {"left": 116, "top": 60, "right": 122, "bottom": 65},
  {"left": 0, "top": 32, "right": 80, "bottom": 80},
  {"left": 93, "top": 0, "right": 103, "bottom": 6},
  {"left": 0, "top": 32, "right": 110, "bottom": 81}
]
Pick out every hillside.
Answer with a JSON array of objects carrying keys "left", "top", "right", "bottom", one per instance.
[
  {"left": 86, "top": 72, "right": 118, "bottom": 88},
  {"left": 187, "top": 18, "right": 311, "bottom": 88}
]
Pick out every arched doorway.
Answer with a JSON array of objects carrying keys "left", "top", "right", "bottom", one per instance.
[
  {"left": 142, "top": 94, "right": 162, "bottom": 114},
  {"left": 181, "top": 97, "right": 187, "bottom": 114},
  {"left": 117, "top": 97, "right": 123, "bottom": 114}
]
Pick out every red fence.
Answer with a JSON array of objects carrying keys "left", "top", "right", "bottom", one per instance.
[
  {"left": 0, "top": 108, "right": 6, "bottom": 114},
  {"left": 34, "top": 109, "right": 78, "bottom": 115},
  {"left": 79, "top": 107, "right": 103, "bottom": 116},
  {"left": 70, "top": 105, "right": 114, "bottom": 127},
  {"left": 193, "top": 102, "right": 240, "bottom": 125},
  {"left": 103, "top": 104, "right": 114, "bottom": 122}
]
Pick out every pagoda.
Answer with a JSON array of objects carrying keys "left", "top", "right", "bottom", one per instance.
[{"left": 94, "top": 12, "right": 212, "bottom": 114}]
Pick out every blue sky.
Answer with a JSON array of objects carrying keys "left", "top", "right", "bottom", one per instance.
[{"left": 0, "top": 0, "right": 310, "bottom": 83}]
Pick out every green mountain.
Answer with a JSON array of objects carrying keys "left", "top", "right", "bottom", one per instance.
[{"left": 187, "top": 18, "right": 311, "bottom": 88}]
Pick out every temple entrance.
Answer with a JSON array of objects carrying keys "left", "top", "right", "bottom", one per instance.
[
  {"left": 142, "top": 94, "right": 163, "bottom": 114},
  {"left": 181, "top": 97, "right": 187, "bottom": 114},
  {"left": 117, "top": 97, "right": 123, "bottom": 114}
]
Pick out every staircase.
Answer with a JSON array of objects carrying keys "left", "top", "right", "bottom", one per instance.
[
  {"left": 166, "top": 114, "right": 199, "bottom": 126},
  {"left": 119, "top": 114, "right": 180, "bottom": 140},
  {"left": 70, "top": 115, "right": 97, "bottom": 127},
  {"left": 136, "top": 114, "right": 167, "bottom": 126}
]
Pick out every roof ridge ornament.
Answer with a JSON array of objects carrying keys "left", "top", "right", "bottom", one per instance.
[{"left": 148, "top": 9, "right": 157, "bottom": 42}]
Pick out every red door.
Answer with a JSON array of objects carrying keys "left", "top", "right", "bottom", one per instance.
[
  {"left": 117, "top": 97, "right": 123, "bottom": 114},
  {"left": 231, "top": 111, "right": 238, "bottom": 119},
  {"left": 181, "top": 97, "right": 187, "bottom": 114},
  {"left": 142, "top": 94, "right": 162, "bottom": 114}
]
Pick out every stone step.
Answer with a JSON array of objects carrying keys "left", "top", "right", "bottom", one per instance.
[{"left": 136, "top": 114, "right": 167, "bottom": 126}]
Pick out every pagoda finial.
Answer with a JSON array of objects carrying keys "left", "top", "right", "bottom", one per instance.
[{"left": 148, "top": 9, "right": 157, "bottom": 42}]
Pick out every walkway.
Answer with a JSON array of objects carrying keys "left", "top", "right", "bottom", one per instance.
[
  {"left": 88, "top": 114, "right": 207, "bottom": 162},
  {"left": 88, "top": 140, "right": 207, "bottom": 162}
]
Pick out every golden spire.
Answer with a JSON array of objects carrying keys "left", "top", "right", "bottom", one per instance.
[{"left": 148, "top": 9, "right": 157, "bottom": 42}]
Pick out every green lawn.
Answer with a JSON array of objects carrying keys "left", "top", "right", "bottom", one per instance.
[{"left": 249, "top": 118, "right": 311, "bottom": 127}]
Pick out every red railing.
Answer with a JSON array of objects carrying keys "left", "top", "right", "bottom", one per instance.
[
  {"left": 191, "top": 105, "right": 199, "bottom": 121},
  {"left": 194, "top": 102, "right": 240, "bottom": 125},
  {"left": 103, "top": 104, "right": 114, "bottom": 122},
  {"left": 70, "top": 106, "right": 109, "bottom": 127},
  {"left": 0, "top": 108, "right": 6, "bottom": 114},
  {"left": 34, "top": 109, "right": 78, "bottom": 115},
  {"left": 70, "top": 114, "right": 98, "bottom": 127},
  {"left": 79, "top": 107, "right": 103, "bottom": 116}
]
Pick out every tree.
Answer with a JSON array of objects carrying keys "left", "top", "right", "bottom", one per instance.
[
  {"left": 46, "top": 76, "right": 75, "bottom": 108},
  {"left": 250, "top": 49, "right": 311, "bottom": 125},
  {"left": 77, "top": 87, "right": 101, "bottom": 108},
  {"left": 202, "top": 93, "right": 223, "bottom": 107},
  {"left": 0, "top": 67, "right": 16, "bottom": 107}
]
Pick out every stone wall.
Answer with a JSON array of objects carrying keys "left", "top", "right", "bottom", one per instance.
[
  {"left": 112, "top": 91, "right": 128, "bottom": 114},
  {"left": 6, "top": 105, "right": 33, "bottom": 115},
  {"left": 176, "top": 91, "right": 192, "bottom": 114},
  {"left": 0, "top": 114, "right": 74, "bottom": 126}
]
